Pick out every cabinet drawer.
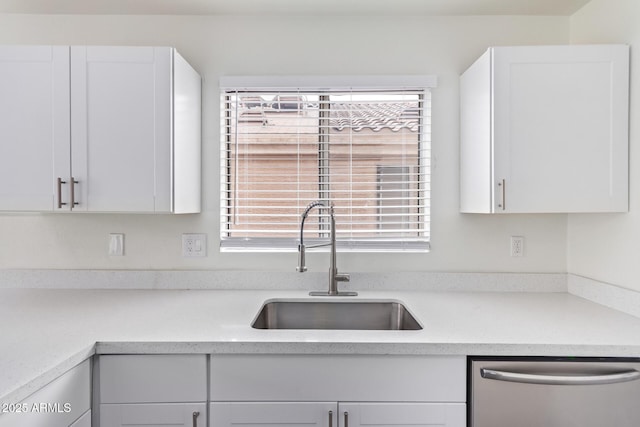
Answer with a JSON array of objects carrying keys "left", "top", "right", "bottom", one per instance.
[
  {"left": 0, "top": 359, "right": 90, "bottom": 427},
  {"left": 99, "top": 355, "right": 207, "bottom": 404},
  {"left": 210, "top": 402, "right": 466, "bottom": 427},
  {"left": 101, "top": 403, "right": 205, "bottom": 427},
  {"left": 341, "top": 402, "right": 466, "bottom": 427},
  {"left": 211, "top": 402, "right": 334, "bottom": 427},
  {"left": 210, "top": 355, "right": 465, "bottom": 402}
]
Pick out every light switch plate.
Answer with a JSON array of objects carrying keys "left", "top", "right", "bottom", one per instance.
[
  {"left": 109, "top": 233, "right": 124, "bottom": 256},
  {"left": 182, "top": 233, "right": 207, "bottom": 257}
]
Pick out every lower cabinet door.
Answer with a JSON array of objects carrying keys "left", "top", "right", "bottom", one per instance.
[
  {"left": 100, "top": 403, "right": 206, "bottom": 427},
  {"left": 69, "top": 410, "right": 91, "bottom": 427},
  {"left": 210, "top": 402, "right": 466, "bottom": 427},
  {"left": 210, "top": 402, "right": 336, "bottom": 427},
  {"left": 338, "top": 403, "right": 466, "bottom": 427},
  {"left": 0, "top": 359, "right": 90, "bottom": 427}
]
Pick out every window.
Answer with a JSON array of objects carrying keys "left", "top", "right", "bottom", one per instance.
[{"left": 220, "top": 77, "right": 434, "bottom": 252}]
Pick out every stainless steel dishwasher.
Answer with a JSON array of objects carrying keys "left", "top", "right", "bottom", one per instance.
[{"left": 469, "top": 357, "right": 640, "bottom": 427}]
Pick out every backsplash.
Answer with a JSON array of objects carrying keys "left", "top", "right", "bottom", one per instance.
[
  {"left": 0, "top": 270, "right": 566, "bottom": 292},
  {"left": 568, "top": 275, "right": 640, "bottom": 319},
  {"left": 4, "top": 269, "right": 639, "bottom": 318}
]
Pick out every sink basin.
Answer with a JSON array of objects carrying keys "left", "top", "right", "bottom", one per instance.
[{"left": 251, "top": 299, "right": 422, "bottom": 330}]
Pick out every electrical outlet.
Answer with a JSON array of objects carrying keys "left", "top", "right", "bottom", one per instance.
[
  {"left": 511, "top": 236, "right": 524, "bottom": 257},
  {"left": 182, "top": 233, "right": 207, "bottom": 257}
]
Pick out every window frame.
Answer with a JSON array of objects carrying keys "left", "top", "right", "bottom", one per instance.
[{"left": 219, "top": 76, "right": 437, "bottom": 253}]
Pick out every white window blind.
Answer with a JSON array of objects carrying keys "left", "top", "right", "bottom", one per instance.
[{"left": 220, "top": 79, "right": 432, "bottom": 252}]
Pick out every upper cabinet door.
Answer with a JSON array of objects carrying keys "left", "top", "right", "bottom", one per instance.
[
  {"left": 0, "top": 46, "right": 70, "bottom": 211},
  {"left": 70, "top": 46, "right": 172, "bottom": 212},
  {"left": 0, "top": 45, "right": 200, "bottom": 214},
  {"left": 461, "top": 44, "right": 629, "bottom": 213}
]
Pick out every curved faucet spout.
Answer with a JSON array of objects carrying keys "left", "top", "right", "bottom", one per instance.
[
  {"left": 297, "top": 201, "right": 327, "bottom": 273},
  {"left": 299, "top": 201, "right": 326, "bottom": 248},
  {"left": 296, "top": 200, "right": 355, "bottom": 296}
]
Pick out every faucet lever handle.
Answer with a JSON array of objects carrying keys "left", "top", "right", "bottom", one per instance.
[{"left": 335, "top": 273, "right": 350, "bottom": 282}]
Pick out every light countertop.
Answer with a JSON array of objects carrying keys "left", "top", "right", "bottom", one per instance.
[{"left": 2, "top": 288, "right": 640, "bottom": 405}]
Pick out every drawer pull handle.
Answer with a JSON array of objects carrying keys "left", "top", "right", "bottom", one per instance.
[
  {"left": 329, "top": 410, "right": 333, "bottom": 427},
  {"left": 192, "top": 411, "right": 200, "bottom": 427},
  {"left": 344, "top": 411, "right": 349, "bottom": 427}
]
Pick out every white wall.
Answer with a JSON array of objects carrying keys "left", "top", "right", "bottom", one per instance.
[
  {"left": 0, "top": 13, "right": 570, "bottom": 272},
  {"left": 569, "top": 0, "right": 640, "bottom": 291}
]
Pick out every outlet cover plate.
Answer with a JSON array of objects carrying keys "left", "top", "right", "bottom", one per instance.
[
  {"left": 182, "top": 233, "right": 207, "bottom": 257},
  {"left": 510, "top": 236, "right": 524, "bottom": 257}
]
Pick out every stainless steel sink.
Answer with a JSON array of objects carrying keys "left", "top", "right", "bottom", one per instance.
[{"left": 251, "top": 299, "right": 422, "bottom": 330}]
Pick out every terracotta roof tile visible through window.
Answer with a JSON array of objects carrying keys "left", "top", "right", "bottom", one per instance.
[{"left": 329, "top": 103, "right": 420, "bottom": 132}]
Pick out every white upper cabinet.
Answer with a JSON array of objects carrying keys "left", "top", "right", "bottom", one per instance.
[
  {"left": 0, "top": 46, "right": 70, "bottom": 211},
  {"left": 70, "top": 46, "right": 169, "bottom": 213},
  {"left": 0, "top": 45, "right": 201, "bottom": 213},
  {"left": 460, "top": 45, "right": 629, "bottom": 213}
]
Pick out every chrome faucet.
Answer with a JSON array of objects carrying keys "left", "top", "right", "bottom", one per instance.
[{"left": 297, "top": 201, "right": 356, "bottom": 296}]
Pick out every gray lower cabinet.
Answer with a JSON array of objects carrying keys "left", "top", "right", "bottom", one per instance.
[
  {"left": 210, "top": 402, "right": 465, "bottom": 427},
  {"left": 341, "top": 403, "right": 465, "bottom": 427},
  {"left": 100, "top": 403, "right": 206, "bottom": 427},
  {"left": 95, "top": 354, "right": 466, "bottom": 427},
  {"left": 209, "top": 355, "right": 466, "bottom": 427},
  {"left": 0, "top": 359, "right": 91, "bottom": 427},
  {"left": 97, "top": 355, "right": 207, "bottom": 427},
  {"left": 69, "top": 410, "right": 92, "bottom": 427},
  {"left": 211, "top": 402, "right": 334, "bottom": 427}
]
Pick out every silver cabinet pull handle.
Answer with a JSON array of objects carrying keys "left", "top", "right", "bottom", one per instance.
[
  {"left": 57, "top": 177, "right": 67, "bottom": 209},
  {"left": 497, "top": 179, "right": 506, "bottom": 210},
  {"left": 481, "top": 368, "right": 640, "bottom": 386},
  {"left": 192, "top": 411, "right": 200, "bottom": 427},
  {"left": 344, "top": 411, "right": 348, "bottom": 427},
  {"left": 328, "top": 410, "right": 333, "bottom": 427},
  {"left": 70, "top": 177, "right": 79, "bottom": 208}
]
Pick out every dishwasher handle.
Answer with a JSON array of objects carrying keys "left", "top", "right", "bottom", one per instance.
[{"left": 480, "top": 368, "right": 640, "bottom": 386}]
